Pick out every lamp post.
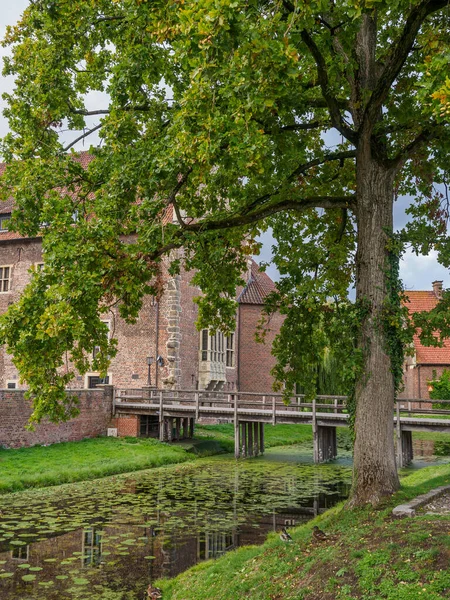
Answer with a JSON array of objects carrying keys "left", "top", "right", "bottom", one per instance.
[{"left": 146, "top": 356, "right": 155, "bottom": 387}]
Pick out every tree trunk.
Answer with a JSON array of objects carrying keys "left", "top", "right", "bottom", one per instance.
[{"left": 348, "top": 145, "right": 400, "bottom": 506}]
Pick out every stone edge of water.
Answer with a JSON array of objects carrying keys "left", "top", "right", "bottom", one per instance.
[{"left": 392, "top": 484, "right": 450, "bottom": 517}]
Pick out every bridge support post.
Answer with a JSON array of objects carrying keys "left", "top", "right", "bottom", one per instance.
[
  {"left": 182, "top": 417, "right": 189, "bottom": 439},
  {"left": 259, "top": 422, "right": 265, "bottom": 454},
  {"left": 312, "top": 397, "right": 318, "bottom": 462},
  {"left": 398, "top": 430, "right": 413, "bottom": 467},
  {"left": 248, "top": 421, "right": 253, "bottom": 457},
  {"left": 314, "top": 426, "right": 337, "bottom": 463},
  {"left": 253, "top": 421, "right": 259, "bottom": 456},
  {"left": 234, "top": 396, "right": 240, "bottom": 459},
  {"left": 159, "top": 391, "right": 165, "bottom": 441},
  {"left": 189, "top": 417, "right": 194, "bottom": 438},
  {"left": 235, "top": 421, "right": 265, "bottom": 458},
  {"left": 241, "top": 422, "right": 247, "bottom": 457},
  {"left": 167, "top": 418, "right": 173, "bottom": 442}
]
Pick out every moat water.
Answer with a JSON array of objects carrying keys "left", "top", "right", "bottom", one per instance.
[{"left": 0, "top": 435, "right": 448, "bottom": 600}]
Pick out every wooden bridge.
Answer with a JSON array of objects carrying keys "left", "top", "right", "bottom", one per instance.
[{"left": 113, "top": 389, "right": 450, "bottom": 467}]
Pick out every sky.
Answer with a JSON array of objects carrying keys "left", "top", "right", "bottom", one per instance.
[{"left": 0, "top": 0, "right": 448, "bottom": 292}]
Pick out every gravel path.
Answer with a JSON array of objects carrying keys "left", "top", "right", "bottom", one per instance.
[{"left": 421, "top": 490, "right": 450, "bottom": 515}]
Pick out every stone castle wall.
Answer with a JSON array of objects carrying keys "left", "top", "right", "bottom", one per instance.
[{"left": 0, "top": 386, "right": 113, "bottom": 448}]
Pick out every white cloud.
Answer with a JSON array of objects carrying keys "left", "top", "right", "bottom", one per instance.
[{"left": 401, "top": 249, "right": 447, "bottom": 291}]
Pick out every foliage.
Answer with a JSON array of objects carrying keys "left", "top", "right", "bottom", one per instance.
[
  {"left": 428, "top": 368, "right": 450, "bottom": 409},
  {"left": 1, "top": 0, "right": 450, "bottom": 502},
  {"left": 382, "top": 238, "right": 416, "bottom": 397}
]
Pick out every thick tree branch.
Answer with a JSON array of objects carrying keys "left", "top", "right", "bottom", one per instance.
[
  {"left": 243, "top": 151, "right": 352, "bottom": 213},
  {"left": 363, "top": 0, "right": 448, "bottom": 128},
  {"left": 280, "top": 121, "right": 327, "bottom": 132},
  {"left": 241, "top": 149, "right": 356, "bottom": 215},
  {"left": 300, "top": 30, "right": 357, "bottom": 145},
  {"left": 149, "top": 194, "right": 356, "bottom": 260},
  {"left": 259, "top": 120, "right": 330, "bottom": 134},
  {"left": 69, "top": 104, "right": 167, "bottom": 116},
  {"left": 188, "top": 196, "right": 356, "bottom": 233},
  {"left": 62, "top": 124, "right": 102, "bottom": 152},
  {"left": 386, "top": 122, "right": 445, "bottom": 169}
]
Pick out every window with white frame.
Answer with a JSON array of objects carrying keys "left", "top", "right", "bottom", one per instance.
[
  {"left": 226, "top": 334, "right": 235, "bottom": 367},
  {"left": 86, "top": 373, "right": 111, "bottom": 389},
  {"left": 0, "top": 213, "right": 11, "bottom": 231},
  {"left": 200, "top": 330, "right": 226, "bottom": 363},
  {"left": 0, "top": 266, "right": 11, "bottom": 292}
]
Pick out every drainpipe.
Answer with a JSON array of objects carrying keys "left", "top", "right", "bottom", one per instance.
[
  {"left": 417, "top": 364, "right": 421, "bottom": 399},
  {"left": 155, "top": 301, "right": 160, "bottom": 388}
]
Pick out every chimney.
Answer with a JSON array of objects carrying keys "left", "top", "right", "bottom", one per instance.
[{"left": 432, "top": 280, "right": 443, "bottom": 298}]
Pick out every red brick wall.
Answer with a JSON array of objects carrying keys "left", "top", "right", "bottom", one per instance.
[
  {"left": 0, "top": 238, "right": 43, "bottom": 389},
  {"left": 400, "top": 364, "right": 450, "bottom": 400},
  {"left": 110, "top": 414, "right": 140, "bottom": 437},
  {"left": 238, "top": 304, "right": 284, "bottom": 393},
  {"left": 0, "top": 386, "right": 113, "bottom": 448}
]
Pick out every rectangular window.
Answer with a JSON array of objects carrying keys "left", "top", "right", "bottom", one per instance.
[
  {"left": 82, "top": 527, "right": 102, "bottom": 567},
  {"left": 88, "top": 375, "right": 110, "bottom": 389},
  {"left": 226, "top": 334, "right": 235, "bottom": 367},
  {"left": 0, "top": 214, "right": 11, "bottom": 231},
  {"left": 6, "top": 381, "right": 17, "bottom": 389},
  {"left": 201, "top": 329, "right": 208, "bottom": 361},
  {"left": 11, "top": 545, "right": 29, "bottom": 560},
  {"left": 0, "top": 266, "right": 11, "bottom": 292}
]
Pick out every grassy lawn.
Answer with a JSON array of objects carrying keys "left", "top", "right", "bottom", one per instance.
[
  {"left": 159, "top": 463, "right": 450, "bottom": 600},
  {"left": 0, "top": 423, "right": 313, "bottom": 494},
  {"left": 0, "top": 436, "right": 194, "bottom": 494}
]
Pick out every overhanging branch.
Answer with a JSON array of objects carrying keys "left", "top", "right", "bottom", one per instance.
[
  {"left": 363, "top": 0, "right": 449, "bottom": 128},
  {"left": 62, "top": 124, "right": 102, "bottom": 152},
  {"left": 241, "top": 149, "right": 356, "bottom": 214},
  {"left": 149, "top": 194, "right": 356, "bottom": 261},
  {"left": 300, "top": 30, "right": 357, "bottom": 145},
  {"left": 387, "top": 121, "right": 445, "bottom": 169}
]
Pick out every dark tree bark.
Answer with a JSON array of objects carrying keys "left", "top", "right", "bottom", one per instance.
[{"left": 349, "top": 141, "right": 400, "bottom": 505}]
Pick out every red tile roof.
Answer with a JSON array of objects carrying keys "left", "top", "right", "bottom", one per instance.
[
  {"left": 238, "top": 260, "right": 276, "bottom": 305},
  {"left": 404, "top": 290, "right": 450, "bottom": 365}
]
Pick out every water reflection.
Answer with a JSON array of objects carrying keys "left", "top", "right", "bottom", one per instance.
[{"left": 0, "top": 449, "right": 351, "bottom": 599}]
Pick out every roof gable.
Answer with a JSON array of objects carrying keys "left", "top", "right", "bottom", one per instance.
[
  {"left": 404, "top": 290, "right": 450, "bottom": 365},
  {"left": 238, "top": 260, "right": 276, "bottom": 305}
]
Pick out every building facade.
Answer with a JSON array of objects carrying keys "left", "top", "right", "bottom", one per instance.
[
  {"left": 0, "top": 183, "right": 281, "bottom": 397},
  {"left": 400, "top": 280, "right": 450, "bottom": 399}
]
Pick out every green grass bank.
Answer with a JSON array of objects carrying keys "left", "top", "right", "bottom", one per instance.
[
  {"left": 159, "top": 463, "right": 450, "bottom": 600},
  {"left": 0, "top": 423, "right": 315, "bottom": 494},
  {"left": 0, "top": 436, "right": 196, "bottom": 494}
]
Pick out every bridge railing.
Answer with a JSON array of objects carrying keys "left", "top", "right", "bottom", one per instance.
[
  {"left": 114, "top": 388, "right": 450, "bottom": 423},
  {"left": 396, "top": 398, "right": 450, "bottom": 418},
  {"left": 114, "top": 388, "right": 348, "bottom": 417}
]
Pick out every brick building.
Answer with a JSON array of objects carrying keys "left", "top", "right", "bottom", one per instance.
[
  {"left": 0, "top": 162, "right": 281, "bottom": 398},
  {"left": 400, "top": 280, "right": 450, "bottom": 399}
]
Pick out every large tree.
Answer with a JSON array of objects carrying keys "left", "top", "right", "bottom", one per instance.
[{"left": 0, "top": 0, "right": 449, "bottom": 505}]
